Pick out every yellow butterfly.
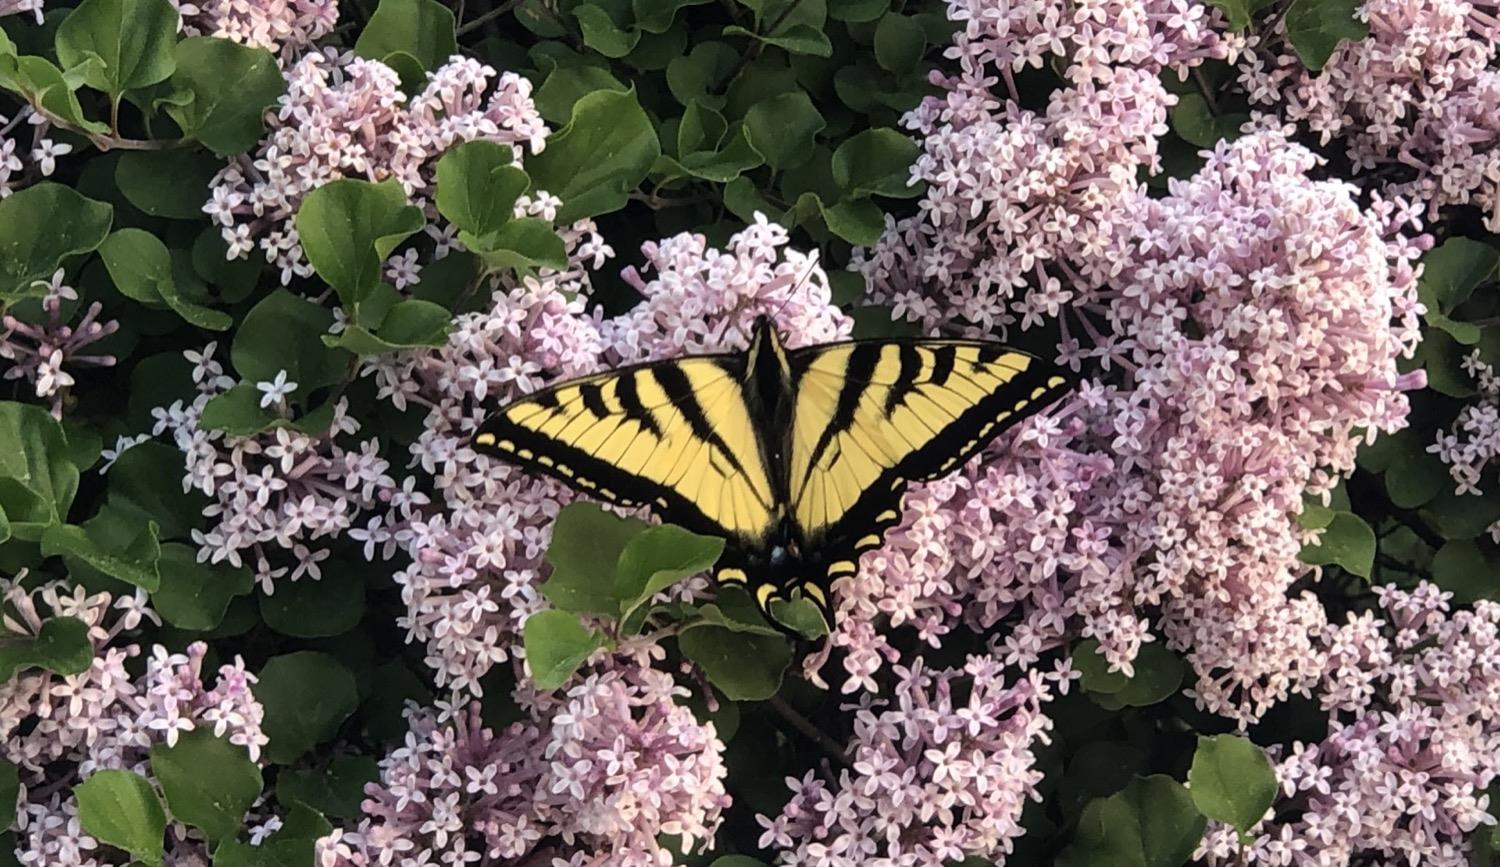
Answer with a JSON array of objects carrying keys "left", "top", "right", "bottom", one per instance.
[{"left": 473, "top": 315, "right": 1075, "bottom": 627}]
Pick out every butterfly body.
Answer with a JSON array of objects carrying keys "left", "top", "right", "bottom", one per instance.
[{"left": 473, "top": 315, "right": 1075, "bottom": 627}]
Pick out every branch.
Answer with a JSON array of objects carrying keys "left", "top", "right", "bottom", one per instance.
[{"left": 768, "top": 695, "right": 852, "bottom": 769}]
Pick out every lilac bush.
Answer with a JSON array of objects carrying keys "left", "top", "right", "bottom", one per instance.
[{"left": 2, "top": 0, "right": 1498, "bottom": 864}]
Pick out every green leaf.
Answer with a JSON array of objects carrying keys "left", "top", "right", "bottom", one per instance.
[
  {"left": 99, "top": 228, "right": 232, "bottom": 330},
  {"left": 1424, "top": 487, "right": 1500, "bottom": 540},
  {"left": 1170, "top": 92, "right": 1248, "bottom": 149},
  {"left": 435, "top": 141, "right": 529, "bottom": 237},
  {"left": 54, "top": 0, "right": 179, "bottom": 101},
  {"left": 1073, "top": 638, "right": 1128, "bottom": 695},
  {"left": 104, "top": 442, "right": 205, "bottom": 541},
  {"left": 167, "top": 37, "right": 286, "bottom": 156},
  {"left": 634, "top": 0, "right": 711, "bottom": 31},
  {"left": 1431, "top": 540, "right": 1500, "bottom": 603},
  {"left": 678, "top": 626, "right": 790, "bottom": 700},
  {"left": 41, "top": 520, "right": 162, "bottom": 591},
  {"left": 150, "top": 543, "right": 254, "bottom": 631},
  {"left": 1057, "top": 775, "right": 1207, "bottom": 867},
  {"left": 114, "top": 149, "right": 224, "bottom": 220},
  {"left": 216, "top": 804, "right": 331, "bottom": 867},
  {"left": 464, "top": 217, "right": 565, "bottom": 272},
  {"left": 0, "top": 401, "right": 80, "bottom": 537},
  {"left": 275, "top": 755, "right": 379, "bottom": 819},
  {"left": 0, "top": 760, "right": 17, "bottom": 830},
  {"left": 1416, "top": 328, "right": 1479, "bottom": 397},
  {"left": 1284, "top": 0, "right": 1369, "bottom": 71},
  {"left": 0, "top": 617, "right": 93, "bottom": 680},
  {"left": 678, "top": 100, "right": 727, "bottom": 153},
  {"left": 255, "top": 652, "right": 359, "bottom": 765},
  {"left": 1204, "top": 0, "right": 1254, "bottom": 29},
  {"left": 332, "top": 298, "right": 454, "bottom": 354},
  {"left": 818, "top": 197, "right": 885, "bottom": 245},
  {"left": 542, "top": 502, "right": 650, "bottom": 614},
  {"left": 828, "top": 0, "right": 886, "bottom": 22},
  {"left": 260, "top": 568, "right": 366, "bottom": 638},
  {"left": 0, "top": 183, "right": 112, "bottom": 301},
  {"left": 1299, "top": 510, "right": 1375, "bottom": 578},
  {"left": 232, "top": 289, "right": 352, "bottom": 394},
  {"left": 709, "top": 859, "right": 770, "bottom": 867},
  {"left": 525, "top": 88, "right": 661, "bottom": 223},
  {"left": 723, "top": 23, "right": 833, "bottom": 56},
  {"left": 534, "top": 65, "right": 627, "bottom": 124},
  {"left": 767, "top": 595, "right": 830, "bottom": 638},
  {"left": 296, "top": 178, "right": 425, "bottom": 309},
  {"left": 1420, "top": 237, "right": 1500, "bottom": 312},
  {"left": 831, "top": 128, "right": 919, "bottom": 198},
  {"left": 524, "top": 609, "right": 606, "bottom": 690},
  {"left": 660, "top": 126, "right": 764, "bottom": 183},
  {"left": 574, "top": 5, "right": 641, "bottom": 57},
  {"left": 744, "top": 91, "right": 825, "bottom": 170},
  {"left": 150, "top": 729, "right": 261, "bottom": 844},
  {"left": 1189, "top": 735, "right": 1275, "bottom": 833},
  {"left": 873, "top": 12, "right": 925, "bottom": 73},
  {"left": 614, "top": 524, "right": 725, "bottom": 618},
  {"left": 4, "top": 56, "right": 111, "bottom": 135},
  {"left": 74, "top": 770, "right": 167, "bottom": 867},
  {"left": 198, "top": 384, "right": 282, "bottom": 437},
  {"left": 1108, "top": 643, "right": 1187, "bottom": 708},
  {"left": 1384, "top": 451, "right": 1446, "bottom": 509},
  {"left": 192, "top": 229, "right": 262, "bottom": 303},
  {"left": 355, "top": 0, "right": 457, "bottom": 72}
]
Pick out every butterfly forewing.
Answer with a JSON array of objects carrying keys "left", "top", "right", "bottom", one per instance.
[
  {"left": 785, "top": 339, "right": 1075, "bottom": 593},
  {"left": 472, "top": 356, "right": 779, "bottom": 558}
]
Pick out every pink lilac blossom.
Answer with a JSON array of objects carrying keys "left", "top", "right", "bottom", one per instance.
[
  {"left": 0, "top": 0, "right": 42, "bottom": 22},
  {"left": 169, "top": 0, "right": 337, "bottom": 57},
  {"left": 0, "top": 107, "right": 74, "bottom": 197},
  {"left": 847, "top": 127, "right": 1425, "bottom": 726},
  {"left": 203, "top": 50, "right": 582, "bottom": 287},
  {"left": 1238, "top": 0, "right": 1500, "bottom": 230},
  {"left": 1, "top": 573, "right": 268, "bottom": 866},
  {"left": 315, "top": 649, "right": 730, "bottom": 867},
  {"left": 363, "top": 217, "right": 848, "bottom": 693},
  {"left": 758, "top": 656, "right": 1075, "bottom": 867},
  {"left": 147, "top": 341, "right": 412, "bottom": 592},
  {"left": 1197, "top": 582, "right": 1500, "bottom": 866},
  {"left": 0, "top": 269, "right": 119, "bottom": 417}
]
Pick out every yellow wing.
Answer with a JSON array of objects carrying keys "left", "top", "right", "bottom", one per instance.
[
  {"left": 786, "top": 339, "right": 1075, "bottom": 590},
  {"left": 472, "top": 357, "right": 778, "bottom": 557}
]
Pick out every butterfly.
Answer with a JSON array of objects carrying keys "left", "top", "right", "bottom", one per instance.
[{"left": 472, "top": 314, "right": 1076, "bottom": 629}]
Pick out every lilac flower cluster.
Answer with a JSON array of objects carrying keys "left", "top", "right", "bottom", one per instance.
[
  {"left": 1, "top": 574, "right": 267, "bottom": 866},
  {"left": 1198, "top": 582, "right": 1500, "bottom": 866},
  {"left": 1239, "top": 0, "right": 1500, "bottom": 229},
  {"left": 0, "top": 269, "right": 119, "bottom": 417},
  {"left": 169, "top": 0, "right": 338, "bottom": 56},
  {"left": 850, "top": 116, "right": 1424, "bottom": 725},
  {"left": 204, "top": 49, "right": 553, "bottom": 284},
  {"left": 148, "top": 342, "right": 411, "bottom": 592},
  {"left": 1429, "top": 350, "right": 1500, "bottom": 537},
  {"left": 759, "top": 657, "right": 1074, "bottom": 867},
  {"left": 316, "top": 652, "right": 730, "bottom": 867},
  {"left": 365, "top": 217, "right": 848, "bottom": 693},
  {"left": 855, "top": 0, "right": 1235, "bottom": 336}
]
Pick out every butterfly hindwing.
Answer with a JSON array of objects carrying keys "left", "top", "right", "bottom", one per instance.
[
  {"left": 472, "top": 356, "right": 779, "bottom": 574},
  {"left": 786, "top": 339, "right": 1075, "bottom": 598}
]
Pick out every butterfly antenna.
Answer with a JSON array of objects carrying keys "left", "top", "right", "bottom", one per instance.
[{"left": 766, "top": 249, "right": 821, "bottom": 326}]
